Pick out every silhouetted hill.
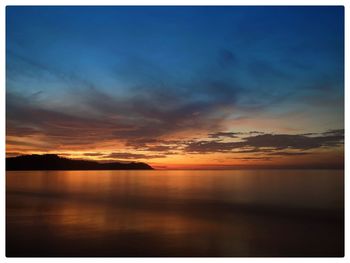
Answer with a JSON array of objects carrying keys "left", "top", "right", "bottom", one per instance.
[{"left": 6, "top": 154, "right": 153, "bottom": 170}]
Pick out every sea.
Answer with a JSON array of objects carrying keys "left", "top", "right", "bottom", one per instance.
[{"left": 6, "top": 169, "right": 344, "bottom": 257}]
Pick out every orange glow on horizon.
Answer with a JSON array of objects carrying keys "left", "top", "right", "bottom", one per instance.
[{"left": 6, "top": 144, "right": 344, "bottom": 170}]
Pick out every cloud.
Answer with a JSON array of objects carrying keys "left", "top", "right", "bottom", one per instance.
[
  {"left": 185, "top": 130, "right": 344, "bottom": 153},
  {"left": 143, "top": 145, "right": 175, "bottom": 152},
  {"left": 266, "top": 151, "right": 310, "bottom": 156},
  {"left": 208, "top": 131, "right": 241, "bottom": 139},
  {"left": 6, "top": 139, "right": 51, "bottom": 149},
  {"left": 125, "top": 139, "right": 184, "bottom": 153},
  {"left": 83, "top": 152, "right": 105, "bottom": 157},
  {"left": 105, "top": 152, "right": 166, "bottom": 160},
  {"left": 236, "top": 156, "right": 272, "bottom": 161},
  {"left": 322, "top": 129, "right": 344, "bottom": 136},
  {"left": 242, "top": 133, "right": 342, "bottom": 150},
  {"left": 185, "top": 140, "right": 239, "bottom": 153}
]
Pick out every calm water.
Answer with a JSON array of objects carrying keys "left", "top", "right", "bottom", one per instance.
[{"left": 6, "top": 170, "right": 344, "bottom": 257}]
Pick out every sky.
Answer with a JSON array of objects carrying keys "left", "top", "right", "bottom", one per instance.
[{"left": 6, "top": 6, "right": 344, "bottom": 169}]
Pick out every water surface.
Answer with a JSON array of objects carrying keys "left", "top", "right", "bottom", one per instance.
[{"left": 6, "top": 170, "right": 344, "bottom": 257}]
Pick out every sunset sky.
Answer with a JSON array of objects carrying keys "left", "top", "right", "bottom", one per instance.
[{"left": 6, "top": 6, "right": 344, "bottom": 169}]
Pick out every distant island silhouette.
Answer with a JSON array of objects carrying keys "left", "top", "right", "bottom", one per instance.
[{"left": 6, "top": 154, "right": 153, "bottom": 170}]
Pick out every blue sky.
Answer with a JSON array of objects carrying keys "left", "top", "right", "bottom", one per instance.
[{"left": 6, "top": 6, "right": 344, "bottom": 168}]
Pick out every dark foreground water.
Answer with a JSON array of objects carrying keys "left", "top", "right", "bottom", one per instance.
[{"left": 6, "top": 170, "right": 344, "bottom": 257}]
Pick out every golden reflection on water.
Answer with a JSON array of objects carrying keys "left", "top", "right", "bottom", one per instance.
[
  {"left": 6, "top": 170, "right": 344, "bottom": 256},
  {"left": 7, "top": 170, "right": 343, "bottom": 208}
]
